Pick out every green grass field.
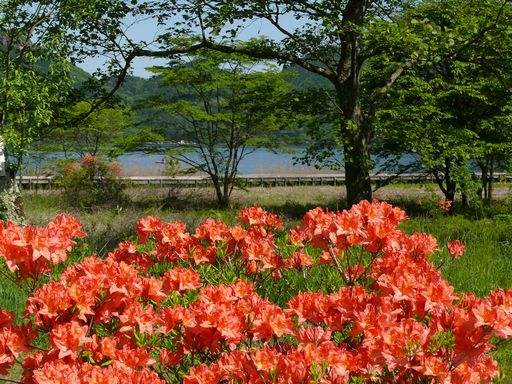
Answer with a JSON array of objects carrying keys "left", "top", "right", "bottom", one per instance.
[{"left": 3, "top": 184, "right": 512, "bottom": 381}]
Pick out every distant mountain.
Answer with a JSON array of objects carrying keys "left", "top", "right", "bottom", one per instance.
[
  {"left": 115, "top": 75, "right": 164, "bottom": 104},
  {"left": 70, "top": 66, "right": 161, "bottom": 103},
  {"left": 70, "top": 65, "right": 90, "bottom": 84},
  {"left": 282, "top": 64, "right": 333, "bottom": 90},
  {"left": 72, "top": 63, "right": 333, "bottom": 104},
  {"left": 70, "top": 64, "right": 333, "bottom": 143}
]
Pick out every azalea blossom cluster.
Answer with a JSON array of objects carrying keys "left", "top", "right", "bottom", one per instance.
[
  {"left": 0, "top": 214, "right": 85, "bottom": 279},
  {"left": 63, "top": 155, "right": 122, "bottom": 178},
  {"left": 439, "top": 199, "right": 453, "bottom": 213},
  {"left": 0, "top": 201, "right": 510, "bottom": 383}
]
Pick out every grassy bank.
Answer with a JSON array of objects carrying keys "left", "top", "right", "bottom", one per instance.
[{"left": 2, "top": 184, "right": 512, "bottom": 381}]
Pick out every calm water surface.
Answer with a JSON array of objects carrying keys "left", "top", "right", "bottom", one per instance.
[
  {"left": 24, "top": 148, "right": 417, "bottom": 176},
  {"left": 117, "top": 149, "right": 325, "bottom": 175}
]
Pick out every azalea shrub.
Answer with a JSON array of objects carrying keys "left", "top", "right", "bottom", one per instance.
[
  {"left": 54, "top": 155, "right": 125, "bottom": 208},
  {"left": 0, "top": 201, "right": 511, "bottom": 383}
]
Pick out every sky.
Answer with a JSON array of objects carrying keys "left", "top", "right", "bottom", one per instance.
[{"left": 77, "top": 14, "right": 292, "bottom": 78}]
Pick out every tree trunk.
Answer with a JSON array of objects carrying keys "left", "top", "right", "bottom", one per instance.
[
  {"left": 445, "top": 189, "right": 456, "bottom": 204},
  {"left": 219, "top": 195, "right": 229, "bottom": 209},
  {"left": 461, "top": 192, "right": 469, "bottom": 209},
  {"left": 336, "top": 68, "right": 373, "bottom": 205},
  {"left": 489, "top": 155, "right": 494, "bottom": 203},
  {"left": 435, "top": 176, "right": 456, "bottom": 203},
  {"left": 220, "top": 177, "right": 230, "bottom": 209},
  {"left": 0, "top": 140, "right": 24, "bottom": 223},
  {"left": 456, "top": 158, "right": 469, "bottom": 209},
  {"left": 344, "top": 122, "right": 372, "bottom": 207},
  {"left": 0, "top": 174, "right": 23, "bottom": 223},
  {"left": 335, "top": 6, "right": 373, "bottom": 207},
  {"left": 443, "top": 158, "right": 456, "bottom": 203},
  {"left": 432, "top": 159, "right": 456, "bottom": 207},
  {"left": 479, "top": 161, "right": 488, "bottom": 200},
  {"left": 478, "top": 155, "right": 494, "bottom": 204},
  {"left": 211, "top": 174, "right": 229, "bottom": 209}
]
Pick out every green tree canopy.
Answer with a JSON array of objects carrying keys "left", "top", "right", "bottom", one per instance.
[
  {"left": 0, "top": 0, "right": 141, "bottom": 221},
  {"left": 375, "top": 0, "right": 512, "bottom": 206},
  {"left": 125, "top": 0, "right": 512, "bottom": 206},
  {"left": 146, "top": 49, "right": 294, "bottom": 207},
  {"left": 41, "top": 102, "right": 135, "bottom": 159}
]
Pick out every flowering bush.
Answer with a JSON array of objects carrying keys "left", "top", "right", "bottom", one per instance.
[
  {"left": 0, "top": 201, "right": 511, "bottom": 383},
  {"left": 54, "top": 155, "right": 125, "bottom": 208},
  {"left": 439, "top": 199, "right": 453, "bottom": 213}
]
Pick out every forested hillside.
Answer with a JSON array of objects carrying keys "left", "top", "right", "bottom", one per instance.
[{"left": 70, "top": 63, "right": 325, "bottom": 143}]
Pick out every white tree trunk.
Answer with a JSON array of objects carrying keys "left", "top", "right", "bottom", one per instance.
[{"left": 0, "top": 138, "right": 23, "bottom": 223}]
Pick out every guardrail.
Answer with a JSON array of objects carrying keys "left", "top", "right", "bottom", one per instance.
[{"left": 16, "top": 172, "right": 512, "bottom": 189}]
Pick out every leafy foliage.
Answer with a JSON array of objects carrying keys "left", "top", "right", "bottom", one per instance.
[
  {"left": 41, "top": 102, "right": 135, "bottom": 159},
  {"left": 144, "top": 0, "right": 493, "bottom": 205},
  {"left": 54, "top": 155, "right": 126, "bottom": 209},
  {"left": 145, "top": 49, "right": 294, "bottom": 207},
  {"left": 375, "top": 0, "right": 512, "bottom": 205},
  {"left": 0, "top": 0, "right": 137, "bottom": 166}
]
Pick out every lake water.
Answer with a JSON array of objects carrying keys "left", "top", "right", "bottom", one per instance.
[
  {"left": 23, "top": 148, "right": 418, "bottom": 176},
  {"left": 116, "top": 148, "right": 326, "bottom": 175},
  {"left": 115, "top": 149, "right": 418, "bottom": 176}
]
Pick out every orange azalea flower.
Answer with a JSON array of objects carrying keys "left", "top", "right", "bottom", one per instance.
[
  {"left": 285, "top": 250, "right": 313, "bottom": 269},
  {"left": 159, "top": 347, "right": 183, "bottom": 366},
  {"left": 195, "top": 218, "right": 229, "bottom": 242},
  {"left": 141, "top": 276, "right": 167, "bottom": 305},
  {"left": 0, "top": 308, "right": 14, "bottom": 328},
  {"left": 162, "top": 267, "right": 202, "bottom": 292},
  {"left": 0, "top": 214, "right": 85, "bottom": 278},
  {"left": 82, "top": 154, "right": 96, "bottom": 166},
  {"left": 108, "top": 161, "right": 123, "bottom": 176},
  {"left": 439, "top": 199, "right": 453, "bottom": 212},
  {"left": 136, "top": 215, "right": 163, "bottom": 244},
  {"left": 115, "top": 344, "right": 156, "bottom": 368},
  {"left": 49, "top": 321, "right": 91, "bottom": 359},
  {"left": 251, "top": 345, "right": 279, "bottom": 371},
  {"left": 237, "top": 205, "right": 283, "bottom": 229},
  {"left": 1, "top": 200, "right": 511, "bottom": 382},
  {"left": 118, "top": 300, "right": 157, "bottom": 335},
  {"left": 447, "top": 240, "right": 465, "bottom": 259}
]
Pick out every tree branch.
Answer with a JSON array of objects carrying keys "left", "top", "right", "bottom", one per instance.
[
  {"left": 447, "top": 0, "right": 512, "bottom": 61},
  {"left": 367, "top": 61, "right": 414, "bottom": 122}
]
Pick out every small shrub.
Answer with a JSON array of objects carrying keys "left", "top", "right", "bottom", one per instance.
[{"left": 54, "top": 155, "right": 126, "bottom": 209}]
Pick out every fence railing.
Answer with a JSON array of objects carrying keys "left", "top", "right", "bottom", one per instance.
[{"left": 16, "top": 172, "right": 512, "bottom": 189}]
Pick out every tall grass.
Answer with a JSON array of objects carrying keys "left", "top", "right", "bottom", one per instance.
[{"left": 401, "top": 216, "right": 512, "bottom": 296}]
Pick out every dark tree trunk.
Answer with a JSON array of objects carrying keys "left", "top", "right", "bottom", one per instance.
[
  {"left": 461, "top": 192, "right": 469, "bottom": 208},
  {"left": 478, "top": 155, "right": 495, "bottom": 204},
  {"left": 211, "top": 174, "right": 230, "bottom": 209},
  {"left": 456, "top": 158, "right": 470, "bottom": 209},
  {"left": 445, "top": 188, "right": 456, "bottom": 203},
  {"left": 479, "top": 161, "right": 488, "bottom": 200},
  {"left": 432, "top": 158, "right": 456, "bottom": 208},
  {"left": 489, "top": 155, "right": 494, "bottom": 203},
  {"left": 444, "top": 168, "right": 457, "bottom": 203},
  {"left": 344, "top": 121, "right": 372, "bottom": 207},
  {"left": 336, "top": 21, "right": 373, "bottom": 207}
]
